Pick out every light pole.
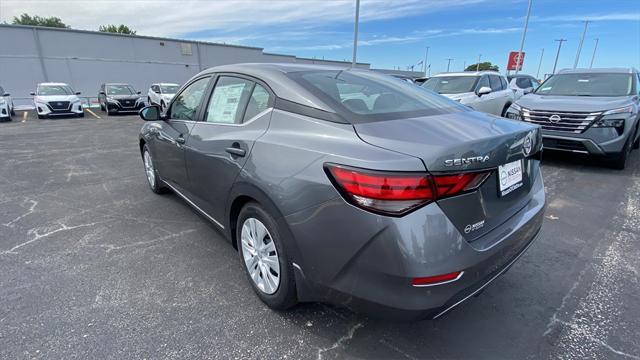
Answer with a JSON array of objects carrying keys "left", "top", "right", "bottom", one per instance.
[
  {"left": 536, "top": 48, "right": 544, "bottom": 79},
  {"left": 351, "top": 0, "right": 360, "bottom": 68},
  {"left": 552, "top": 39, "right": 566, "bottom": 74},
  {"left": 589, "top": 38, "right": 599, "bottom": 68},
  {"left": 446, "top": 58, "right": 454, "bottom": 72},
  {"left": 476, "top": 54, "right": 481, "bottom": 71},
  {"left": 462, "top": 61, "right": 466, "bottom": 71},
  {"left": 515, "top": 0, "right": 532, "bottom": 75},
  {"left": 423, "top": 46, "right": 430, "bottom": 76},
  {"left": 574, "top": 20, "right": 589, "bottom": 69}
]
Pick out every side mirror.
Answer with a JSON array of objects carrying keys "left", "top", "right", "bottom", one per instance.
[
  {"left": 477, "top": 86, "right": 492, "bottom": 97},
  {"left": 2, "top": 93, "right": 9, "bottom": 97},
  {"left": 139, "top": 105, "right": 161, "bottom": 121},
  {"left": 137, "top": 91, "right": 142, "bottom": 95},
  {"left": 99, "top": 91, "right": 105, "bottom": 95},
  {"left": 30, "top": 92, "right": 36, "bottom": 96},
  {"left": 75, "top": 92, "right": 82, "bottom": 95}
]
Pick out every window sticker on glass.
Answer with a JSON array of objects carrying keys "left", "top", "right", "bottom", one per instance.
[
  {"left": 208, "top": 83, "right": 247, "bottom": 123},
  {"left": 578, "top": 79, "right": 590, "bottom": 82}
]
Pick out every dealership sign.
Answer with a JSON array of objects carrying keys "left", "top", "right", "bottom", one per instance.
[{"left": 507, "top": 51, "right": 525, "bottom": 71}]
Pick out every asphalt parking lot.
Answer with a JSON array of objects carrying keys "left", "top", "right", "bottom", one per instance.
[{"left": 1, "top": 112, "right": 639, "bottom": 359}]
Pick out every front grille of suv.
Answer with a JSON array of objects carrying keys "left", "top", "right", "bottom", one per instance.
[
  {"left": 119, "top": 99, "right": 136, "bottom": 108},
  {"left": 522, "top": 109, "right": 602, "bottom": 134},
  {"left": 48, "top": 101, "right": 71, "bottom": 111}
]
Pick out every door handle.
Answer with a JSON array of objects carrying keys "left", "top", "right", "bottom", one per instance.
[
  {"left": 225, "top": 143, "right": 246, "bottom": 157},
  {"left": 175, "top": 136, "right": 186, "bottom": 144}
]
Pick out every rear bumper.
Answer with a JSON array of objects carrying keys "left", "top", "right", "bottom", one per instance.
[{"left": 286, "top": 168, "right": 545, "bottom": 320}]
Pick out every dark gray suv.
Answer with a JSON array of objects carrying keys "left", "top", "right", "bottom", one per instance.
[
  {"left": 138, "top": 63, "right": 545, "bottom": 320},
  {"left": 506, "top": 68, "right": 640, "bottom": 169}
]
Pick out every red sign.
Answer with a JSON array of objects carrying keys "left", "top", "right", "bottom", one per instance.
[{"left": 507, "top": 51, "right": 525, "bottom": 71}]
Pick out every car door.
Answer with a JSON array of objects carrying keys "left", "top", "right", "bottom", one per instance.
[
  {"left": 185, "top": 75, "right": 274, "bottom": 222},
  {"left": 151, "top": 76, "right": 211, "bottom": 191},
  {"left": 471, "top": 75, "right": 493, "bottom": 113},
  {"left": 487, "top": 75, "right": 508, "bottom": 115}
]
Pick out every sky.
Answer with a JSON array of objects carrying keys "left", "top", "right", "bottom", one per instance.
[{"left": 1, "top": 0, "right": 638, "bottom": 76}]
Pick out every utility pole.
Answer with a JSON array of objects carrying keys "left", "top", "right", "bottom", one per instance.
[
  {"left": 423, "top": 46, "right": 430, "bottom": 76},
  {"left": 536, "top": 48, "right": 544, "bottom": 79},
  {"left": 476, "top": 54, "right": 481, "bottom": 71},
  {"left": 552, "top": 39, "right": 566, "bottom": 74},
  {"left": 515, "top": 0, "right": 532, "bottom": 75},
  {"left": 446, "top": 58, "right": 454, "bottom": 72},
  {"left": 351, "top": 0, "right": 360, "bottom": 68},
  {"left": 463, "top": 61, "right": 466, "bottom": 71},
  {"left": 574, "top": 20, "right": 589, "bottom": 69},
  {"left": 589, "top": 38, "right": 599, "bottom": 69}
]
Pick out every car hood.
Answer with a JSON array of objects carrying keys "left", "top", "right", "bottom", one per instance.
[
  {"left": 35, "top": 95, "right": 80, "bottom": 102},
  {"left": 516, "top": 94, "right": 633, "bottom": 112},
  {"left": 108, "top": 95, "right": 142, "bottom": 100},
  {"left": 353, "top": 109, "right": 540, "bottom": 172}
]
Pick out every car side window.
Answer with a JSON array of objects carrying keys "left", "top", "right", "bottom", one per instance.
[
  {"left": 242, "top": 84, "right": 271, "bottom": 122},
  {"left": 0, "top": 86, "right": 4, "bottom": 95},
  {"left": 500, "top": 76, "right": 508, "bottom": 89},
  {"left": 489, "top": 75, "right": 502, "bottom": 91},
  {"left": 516, "top": 77, "right": 530, "bottom": 89},
  {"left": 204, "top": 76, "right": 253, "bottom": 124},
  {"left": 152, "top": 85, "right": 159, "bottom": 93},
  {"left": 168, "top": 77, "right": 210, "bottom": 121},
  {"left": 476, "top": 76, "right": 490, "bottom": 91}
]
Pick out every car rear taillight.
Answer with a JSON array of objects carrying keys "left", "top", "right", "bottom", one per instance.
[
  {"left": 411, "top": 271, "right": 463, "bottom": 287},
  {"left": 325, "top": 164, "right": 491, "bottom": 216}
]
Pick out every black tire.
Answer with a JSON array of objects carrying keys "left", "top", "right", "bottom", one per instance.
[
  {"left": 77, "top": 112, "right": 85, "bottom": 118},
  {"left": 236, "top": 202, "right": 297, "bottom": 310},
  {"left": 100, "top": 103, "right": 105, "bottom": 111},
  {"left": 141, "top": 144, "right": 168, "bottom": 194},
  {"left": 10, "top": 105, "right": 15, "bottom": 116},
  {"left": 160, "top": 101, "right": 166, "bottom": 113},
  {"left": 633, "top": 126, "right": 639, "bottom": 150},
  {"left": 37, "top": 114, "right": 46, "bottom": 120},
  {"left": 147, "top": 97, "right": 152, "bottom": 106},
  {"left": 610, "top": 135, "right": 632, "bottom": 170}
]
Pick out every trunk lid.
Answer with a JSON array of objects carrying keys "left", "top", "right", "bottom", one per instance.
[{"left": 353, "top": 110, "right": 542, "bottom": 241}]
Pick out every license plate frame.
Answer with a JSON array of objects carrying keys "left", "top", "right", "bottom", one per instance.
[{"left": 498, "top": 160, "right": 523, "bottom": 197}]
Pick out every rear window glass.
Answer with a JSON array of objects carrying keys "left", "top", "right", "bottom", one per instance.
[{"left": 288, "top": 70, "right": 464, "bottom": 122}]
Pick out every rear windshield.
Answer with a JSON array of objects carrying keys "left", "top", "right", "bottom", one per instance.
[
  {"left": 287, "top": 70, "right": 465, "bottom": 122},
  {"left": 37, "top": 85, "right": 73, "bottom": 96},
  {"left": 107, "top": 85, "right": 136, "bottom": 95},
  {"left": 535, "top": 73, "right": 633, "bottom": 97},
  {"left": 422, "top": 76, "right": 479, "bottom": 94}
]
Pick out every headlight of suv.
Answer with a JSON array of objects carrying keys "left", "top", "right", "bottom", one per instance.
[
  {"left": 106, "top": 97, "right": 116, "bottom": 103},
  {"left": 509, "top": 103, "right": 522, "bottom": 112},
  {"left": 601, "top": 105, "right": 635, "bottom": 116}
]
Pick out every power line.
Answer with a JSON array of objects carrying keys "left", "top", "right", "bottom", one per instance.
[
  {"left": 573, "top": 20, "right": 590, "bottom": 69},
  {"left": 552, "top": 39, "right": 566, "bottom": 75}
]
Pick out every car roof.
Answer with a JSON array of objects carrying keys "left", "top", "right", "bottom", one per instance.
[
  {"left": 157, "top": 83, "right": 179, "bottom": 86},
  {"left": 433, "top": 71, "right": 502, "bottom": 77},
  {"left": 193, "top": 63, "right": 356, "bottom": 112},
  {"left": 38, "top": 82, "right": 70, "bottom": 86},
  {"left": 508, "top": 74, "right": 534, "bottom": 78},
  {"left": 105, "top": 83, "right": 131, "bottom": 86},
  {"left": 557, "top": 68, "right": 636, "bottom": 74}
]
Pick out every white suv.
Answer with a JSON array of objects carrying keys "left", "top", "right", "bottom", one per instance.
[
  {"left": 147, "top": 83, "right": 179, "bottom": 112},
  {"left": 0, "top": 85, "right": 14, "bottom": 121},
  {"left": 422, "top": 71, "right": 515, "bottom": 117},
  {"left": 31, "top": 83, "right": 84, "bottom": 119}
]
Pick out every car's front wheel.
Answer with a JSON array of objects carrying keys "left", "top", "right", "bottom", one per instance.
[
  {"left": 501, "top": 103, "right": 512, "bottom": 117},
  {"left": 237, "top": 202, "right": 297, "bottom": 310},
  {"left": 611, "top": 134, "right": 633, "bottom": 170},
  {"left": 10, "top": 105, "right": 15, "bottom": 116},
  {"left": 142, "top": 144, "right": 167, "bottom": 194}
]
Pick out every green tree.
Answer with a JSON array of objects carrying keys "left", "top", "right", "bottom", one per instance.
[
  {"left": 12, "top": 13, "right": 69, "bottom": 28},
  {"left": 465, "top": 62, "right": 499, "bottom": 72},
  {"left": 99, "top": 24, "right": 137, "bottom": 35}
]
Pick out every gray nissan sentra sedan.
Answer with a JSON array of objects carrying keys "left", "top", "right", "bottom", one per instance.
[{"left": 137, "top": 63, "right": 545, "bottom": 320}]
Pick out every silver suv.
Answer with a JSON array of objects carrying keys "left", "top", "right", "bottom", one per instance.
[
  {"left": 506, "top": 68, "right": 640, "bottom": 169},
  {"left": 422, "top": 71, "right": 515, "bottom": 117}
]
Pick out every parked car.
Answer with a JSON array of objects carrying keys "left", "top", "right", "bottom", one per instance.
[
  {"left": 147, "top": 83, "right": 179, "bottom": 112},
  {"left": 137, "top": 63, "right": 545, "bottom": 320},
  {"left": 505, "top": 68, "right": 640, "bottom": 169},
  {"left": 0, "top": 85, "right": 14, "bottom": 121},
  {"left": 99, "top": 83, "right": 145, "bottom": 115},
  {"left": 30, "top": 83, "right": 84, "bottom": 119},
  {"left": 508, "top": 74, "right": 540, "bottom": 100},
  {"left": 422, "top": 71, "right": 515, "bottom": 116}
]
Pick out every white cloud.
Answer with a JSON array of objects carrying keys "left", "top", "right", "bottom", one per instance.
[{"left": 0, "top": 0, "right": 491, "bottom": 38}]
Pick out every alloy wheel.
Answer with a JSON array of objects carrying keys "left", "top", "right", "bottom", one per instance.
[
  {"left": 241, "top": 217, "right": 280, "bottom": 295},
  {"left": 143, "top": 150, "right": 155, "bottom": 188}
]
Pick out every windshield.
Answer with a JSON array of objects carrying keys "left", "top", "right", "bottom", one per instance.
[
  {"left": 160, "top": 85, "right": 179, "bottom": 94},
  {"left": 287, "top": 70, "right": 465, "bottom": 122},
  {"left": 107, "top": 85, "right": 136, "bottom": 95},
  {"left": 422, "top": 76, "right": 479, "bottom": 94},
  {"left": 535, "top": 73, "right": 633, "bottom": 97},
  {"left": 37, "top": 85, "right": 73, "bottom": 96}
]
